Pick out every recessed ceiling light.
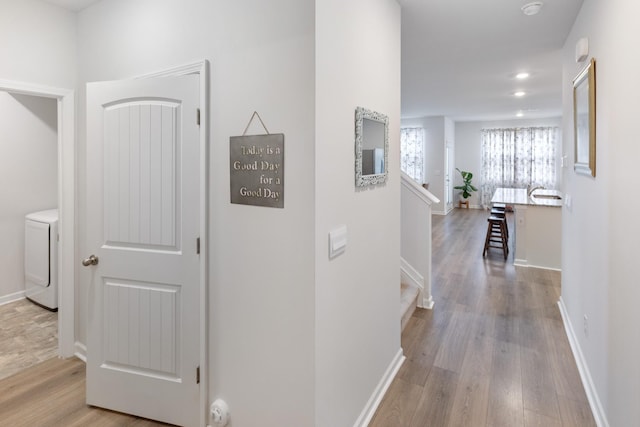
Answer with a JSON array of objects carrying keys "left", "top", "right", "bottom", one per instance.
[
  {"left": 516, "top": 112, "right": 524, "bottom": 117},
  {"left": 514, "top": 91, "right": 526, "bottom": 97},
  {"left": 516, "top": 72, "right": 530, "bottom": 80},
  {"left": 522, "top": 1, "right": 543, "bottom": 16}
]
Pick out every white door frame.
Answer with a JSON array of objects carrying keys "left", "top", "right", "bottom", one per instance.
[
  {"left": 134, "top": 60, "right": 210, "bottom": 426},
  {"left": 445, "top": 140, "right": 454, "bottom": 213},
  {"left": 0, "top": 79, "right": 76, "bottom": 358}
]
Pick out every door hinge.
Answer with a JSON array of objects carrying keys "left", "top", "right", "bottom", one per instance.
[
  {"left": 196, "top": 237, "right": 200, "bottom": 254},
  {"left": 196, "top": 366, "right": 200, "bottom": 384},
  {"left": 196, "top": 108, "right": 201, "bottom": 126}
]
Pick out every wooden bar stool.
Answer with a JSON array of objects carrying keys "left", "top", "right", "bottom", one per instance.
[
  {"left": 483, "top": 215, "right": 509, "bottom": 260},
  {"left": 490, "top": 208, "right": 509, "bottom": 239},
  {"left": 491, "top": 203, "right": 508, "bottom": 238}
]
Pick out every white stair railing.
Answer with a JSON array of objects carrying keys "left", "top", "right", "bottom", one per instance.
[{"left": 401, "top": 172, "right": 439, "bottom": 309}]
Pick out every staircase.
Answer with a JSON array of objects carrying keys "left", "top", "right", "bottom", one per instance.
[
  {"left": 400, "top": 172, "right": 439, "bottom": 332},
  {"left": 400, "top": 282, "right": 420, "bottom": 331}
]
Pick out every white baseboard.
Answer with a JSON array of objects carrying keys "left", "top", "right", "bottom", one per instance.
[
  {"left": 513, "top": 259, "right": 527, "bottom": 267},
  {"left": 0, "top": 291, "right": 26, "bottom": 306},
  {"left": 74, "top": 341, "right": 87, "bottom": 363},
  {"left": 401, "top": 258, "right": 426, "bottom": 309},
  {"left": 422, "top": 295, "right": 434, "bottom": 309},
  {"left": 353, "top": 348, "right": 405, "bottom": 427},
  {"left": 400, "top": 258, "right": 434, "bottom": 310},
  {"left": 557, "top": 298, "right": 609, "bottom": 427},
  {"left": 514, "top": 259, "right": 562, "bottom": 272}
]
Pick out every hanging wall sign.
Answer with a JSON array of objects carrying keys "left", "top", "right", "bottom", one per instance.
[{"left": 230, "top": 133, "right": 284, "bottom": 208}]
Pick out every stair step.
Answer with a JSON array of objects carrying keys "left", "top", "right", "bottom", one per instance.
[{"left": 401, "top": 282, "right": 420, "bottom": 332}]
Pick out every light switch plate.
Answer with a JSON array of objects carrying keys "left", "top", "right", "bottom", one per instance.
[{"left": 329, "top": 225, "right": 348, "bottom": 259}]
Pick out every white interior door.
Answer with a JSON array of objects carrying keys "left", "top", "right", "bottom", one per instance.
[{"left": 85, "top": 75, "right": 200, "bottom": 426}]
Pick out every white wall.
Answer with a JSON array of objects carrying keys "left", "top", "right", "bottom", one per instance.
[
  {"left": 315, "top": 1, "right": 401, "bottom": 425},
  {"left": 402, "top": 116, "right": 447, "bottom": 213},
  {"left": 0, "top": 1, "right": 400, "bottom": 424},
  {"left": 77, "top": 1, "right": 316, "bottom": 425},
  {"left": 0, "top": 0, "right": 76, "bottom": 88},
  {"left": 455, "top": 117, "right": 562, "bottom": 207},
  {"left": 561, "top": 0, "right": 640, "bottom": 425},
  {"left": 0, "top": 92, "right": 58, "bottom": 300}
]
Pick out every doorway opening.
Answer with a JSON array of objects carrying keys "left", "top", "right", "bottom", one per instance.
[
  {"left": 0, "top": 91, "right": 60, "bottom": 379},
  {"left": 0, "top": 78, "right": 76, "bottom": 362}
]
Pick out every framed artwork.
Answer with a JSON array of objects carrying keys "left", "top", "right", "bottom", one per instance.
[{"left": 573, "top": 58, "right": 596, "bottom": 177}]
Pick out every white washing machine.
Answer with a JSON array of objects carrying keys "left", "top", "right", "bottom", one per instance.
[{"left": 25, "top": 209, "right": 58, "bottom": 311}]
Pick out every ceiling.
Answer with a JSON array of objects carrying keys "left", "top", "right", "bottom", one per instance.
[
  {"left": 40, "top": 0, "right": 99, "bottom": 12},
  {"left": 400, "top": 0, "right": 584, "bottom": 122},
  {"left": 41, "top": 0, "right": 583, "bottom": 122}
]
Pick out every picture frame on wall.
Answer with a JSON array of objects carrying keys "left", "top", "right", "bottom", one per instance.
[{"left": 573, "top": 58, "right": 596, "bottom": 177}]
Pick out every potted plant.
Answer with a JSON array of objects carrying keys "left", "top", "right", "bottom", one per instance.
[{"left": 454, "top": 168, "right": 478, "bottom": 203}]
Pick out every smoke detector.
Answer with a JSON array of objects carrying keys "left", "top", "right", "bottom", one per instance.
[{"left": 521, "top": 1, "right": 543, "bottom": 15}]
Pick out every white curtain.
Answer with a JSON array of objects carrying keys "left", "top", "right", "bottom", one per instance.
[
  {"left": 401, "top": 127, "right": 424, "bottom": 183},
  {"left": 481, "top": 127, "right": 558, "bottom": 207}
]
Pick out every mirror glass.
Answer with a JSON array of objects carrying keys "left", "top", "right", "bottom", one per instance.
[{"left": 355, "top": 107, "right": 388, "bottom": 187}]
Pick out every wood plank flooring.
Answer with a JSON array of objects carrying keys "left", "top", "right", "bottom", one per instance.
[
  {"left": 0, "top": 357, "right": 171, "bottom": 426},
  {"left": 0, "top": 298, "right": 58, "bottom": 380},
  {"left": 371, "top": 208, "right": 595, "bottom": 427},
  {"left": 0, "top": 209, "right": 594, "bottom": 426}
]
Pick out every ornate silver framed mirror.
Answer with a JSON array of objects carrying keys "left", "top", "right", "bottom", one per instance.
[{"left": 355, "top": 106, "right": 389, "bottom": 187}]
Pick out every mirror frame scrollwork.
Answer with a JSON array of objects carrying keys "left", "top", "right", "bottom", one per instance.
[{"left": 355, "top": 106, "right": 389, "bottom": 187}]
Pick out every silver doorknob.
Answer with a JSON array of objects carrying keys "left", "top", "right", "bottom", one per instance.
[{"left": 82, "top": 255, "right": 99, "bottom": 266}]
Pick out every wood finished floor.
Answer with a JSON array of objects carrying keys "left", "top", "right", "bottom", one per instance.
[
  {"left": 0, "top": 298, "right": 58, "bottom": 380},
  {"left": 371, "top": 208, "right": 595, "bottom": 427},
  {"left": 0, "top": 209, "right": 594, "bottom": 426},
  {"left": 0, "top": 357, "right": 171, "bottom": 426},
  {"left": 0, "top": 301, "right": 171, "bottom": 426}
]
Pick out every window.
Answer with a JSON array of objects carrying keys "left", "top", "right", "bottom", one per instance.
[
  {"left": 481, "top": 127, "right": 559, "bottom": 207},
  {"left": 401, "top": 127, "right": 424, "bottom": 183}
]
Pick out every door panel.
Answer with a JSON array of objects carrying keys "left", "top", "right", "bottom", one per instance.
[
  {"left": 86, "top": 75, "right": 200, "bottom": 427},
  {"left": 104, "top": 101, "right": 180, "bottom": 250},
  {"left": 102, "top": 279, "right": 179, "bottom": 378}
]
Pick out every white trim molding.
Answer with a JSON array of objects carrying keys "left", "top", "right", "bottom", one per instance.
[
  {"left": 353, "top": 348, "right": 405, "bottom": 427},
  {"left": 0, "top": 291, "right": 26, "bottom": 306},
  {"left": 401, "top": 171, "right": 440, "bottom": 205},
  {"left": 558, "top": 297, "right": 609, "bottom": 427},
  {"left": 75, "top": 341, "right": 87, "bottom": 363},
  {"left": 401, "top": 257, "right": 434, "bottom": 309},
  {"left": 514, "top": 259, "right": 562, "bottom": 272},
  {"left": 422, "top": 292, "right": 435, "bottom": 310},
  {"left": 0, "top": 79, "right": 70, "bottom": 98}
]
